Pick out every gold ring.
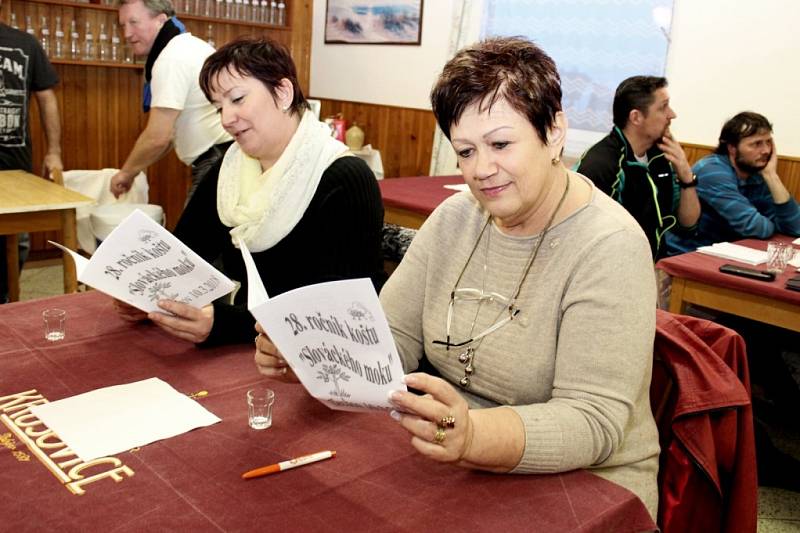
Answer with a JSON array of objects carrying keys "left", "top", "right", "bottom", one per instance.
[
  {"left": 438, "top": 415, "right": 456, "bottom": 429},
  {"left": 433, "top": 427, "right": 446, "bottom": 444}
]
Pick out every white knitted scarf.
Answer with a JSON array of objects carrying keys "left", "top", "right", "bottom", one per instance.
[{"left": 217, "top": 110, "right": 349, "bottom": 252}]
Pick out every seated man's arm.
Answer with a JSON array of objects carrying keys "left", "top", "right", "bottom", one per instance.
[
  {"left": 761, "top": 146, "right": 800, "bottom": 236},
  {"left": 658, "top": 131, "right": 700, "bottom": 229},
  {"left": 110, "top": 107, "right": 179, "bottom": 197},
  {"left": 697, "top": 160, "right": 777, "bottom": 239}
]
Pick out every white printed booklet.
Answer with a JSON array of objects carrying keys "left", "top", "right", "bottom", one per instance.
[
  {"left": 51, "top": 209, "right": 235, "bottom": 312},
  {"left": 239, "top": 239, "right": 406, "bottom": 412}
]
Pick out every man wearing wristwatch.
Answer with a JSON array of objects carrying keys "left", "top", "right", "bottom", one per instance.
[
  {"left": 666, "top": 111, "right": 800, "bottom": 255},
  {"left": 574, "top": 75, "right": 700, "bottom": 259}
]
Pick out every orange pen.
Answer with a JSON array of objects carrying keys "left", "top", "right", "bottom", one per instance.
[{"left": 241, "top": 450, "right": 336, "bottom": 480}]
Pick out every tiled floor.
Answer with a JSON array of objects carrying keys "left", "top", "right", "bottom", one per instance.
[{"left": 14, "top": 262, "right": 800, "bottom": 531}]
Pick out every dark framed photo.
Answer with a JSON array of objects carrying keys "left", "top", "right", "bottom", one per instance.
[{"left": 324, "top": 0, "right": 424, "bottom": 45}]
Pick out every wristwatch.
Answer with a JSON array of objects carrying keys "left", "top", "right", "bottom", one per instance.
[{"left": 678, "top": 174, "right": 698, "bottom": 189}]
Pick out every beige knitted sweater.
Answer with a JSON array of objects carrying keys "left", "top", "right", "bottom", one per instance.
[{"left": 380, "top": 177, "right": 660, "bottom": 518}]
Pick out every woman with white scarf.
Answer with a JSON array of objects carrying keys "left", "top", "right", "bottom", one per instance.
[{"left": 114, "top": 38, "right": 385, "bottom": 345}]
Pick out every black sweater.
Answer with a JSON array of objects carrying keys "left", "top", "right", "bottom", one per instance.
[{"left": 174, "top": 156, "right": 386, "bottom": 345}]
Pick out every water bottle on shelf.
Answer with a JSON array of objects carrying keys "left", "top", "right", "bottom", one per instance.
[
  {"left": 54, "top": 16, "right": 65, "bottom": 58},
  {"left": 10, "top": 13, "right": 20, "bottom": 30},
  {"left": 276, "top": 1, "right": 285, "bottom": 25},
  {"left": 111, "top": 28, "right": 121, "bottom": 62},
  {"left": 269, "top": 0, "right": 276, "bottom": 24},
  {"left": 205, "top": 24, "right": 215, "bottom": 48},
  {"left": 258, "top": 0, "right": 267, "bottom": 23},
  {"left": 98, "top": 23, "right": 109, "bottom": 61},
  {"left": 83, "top": 21, "right": 95, "bottom": 61},
  {"left": 70, "top": 20, "right": 81, "bottom": 60},
  {"left": 25, "top": 15, "right": 36, "bottom": 36},
  {"left": 40, "top": 16, "right": 51, "bottom": 56},
  {"left": 215, "top": 0, "right": 223, "bottom": 19},
  {"left": 224, "top": 0, "right": 233, "bottom": 19}
]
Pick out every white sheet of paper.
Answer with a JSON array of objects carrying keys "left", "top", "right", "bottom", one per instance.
[
  {"left": 50, "top": 209, "right": 235, "bottom": 313},
  {"left": 443, "top": 183, "right": 470, "bottom": 192},
  {"left": 696, "top": 242, "right": 767, "bottom": 265},
  {"left": 239, "top": 239, "right": 406, "bottom": 412},
  {"left": 29, "top": 378, "right": 221, "bottom": 462}
]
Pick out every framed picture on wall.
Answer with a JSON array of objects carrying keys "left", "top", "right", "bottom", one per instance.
[{"left": 325, "top": 0, "right": 424, "bottom": 45}]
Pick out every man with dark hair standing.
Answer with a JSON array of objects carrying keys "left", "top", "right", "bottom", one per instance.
[
  {"left": 575, "top": 75, "right": 700, "bottom": 259},
  {"left": 110, "top": 0, "right": 231, "bottom": 200},
  {"left": 666, "top": 111, "right": 800, "bottom": 254},
  {"left": 0, "top": 10, "right": 63, "bottom": 302}
]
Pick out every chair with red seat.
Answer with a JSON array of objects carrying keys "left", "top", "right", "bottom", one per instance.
[{"left": 651, "top": 310, "right": 758, "bottom": 533}]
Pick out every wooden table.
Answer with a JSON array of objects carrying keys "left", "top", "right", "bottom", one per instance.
[
  {"left": 0, "top": 292, "right": 657, "bottom": 532},
  {"left": 378, "top": 175, "right": 463, "bottom": 229},
  {"left": 0, "top": 170, "right": 93, "bottom": 301},
  {"left": 656, "top": 236, "right": 800, "bottom": 332}
]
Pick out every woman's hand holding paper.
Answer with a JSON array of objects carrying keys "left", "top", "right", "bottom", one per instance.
[
  {"left": 254, "top": 322, "right": 299, "bottom": 382},
  {"left": 147, "top": 301, "right": 214, "bottom": 344}
]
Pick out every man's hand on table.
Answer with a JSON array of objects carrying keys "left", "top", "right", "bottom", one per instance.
[
  {"left": 147, "top": 300, "right": 214, "bottom": 344},
  {"left": 254, "top": 322, "right": 299, "bottom": 382}
]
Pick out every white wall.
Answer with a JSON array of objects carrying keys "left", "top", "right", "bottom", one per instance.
[
  {"left": 667, "top": 0, "right": 800, "bottom": 155},
  {"left": 310, "top": 0, "right": 800, "bottom": 155},
  {"left": 309, "top": 0, "right": 456, "bottom": 110}
]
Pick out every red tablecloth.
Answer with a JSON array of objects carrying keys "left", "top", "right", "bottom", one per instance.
[
  {"left": 0, "top": 292, "right": 656, "bottom": 532},
  {"left": 657, "top": 236, "right": 800, "bottom": 305},
  {"left": 378, "top": 175, "right": 464, "bottom": 215}
]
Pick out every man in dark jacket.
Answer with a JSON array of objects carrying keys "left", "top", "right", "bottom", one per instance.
[{"left": 575, "top": 76, "right": 700, "bottom": 259}]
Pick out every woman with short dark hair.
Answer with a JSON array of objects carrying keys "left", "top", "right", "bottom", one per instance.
[
  {"left": 255, "top": 36, "right": 659, "bottom": 519},
  {"left": 115, "top": 37, "right": 385, "bottom": 345}
]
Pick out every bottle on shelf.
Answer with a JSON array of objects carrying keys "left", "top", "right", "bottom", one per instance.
[
  {"left": 225, "top": 0, "right": 233, "bottom": 20},
  {"left": 54, "top": 16, "right": 65, "bottom": 59},
  {"left": 40, "top": 16, "right": 50, "bottom": 56},
  {"left": 70, "top": 19, "right": 80, "bottom": 60},
  {"left": 10, "top": 12, "right": 19, "bottom": 30},
  {"left": 83, "top": 21, "right": 95, "bottom": 61},
  {"left": 205, "top": 24, "right": 215, "bottom": 49},
  {"left": 111, "top": 27, "right": 121, "bottom": 62},
  {"left": 269, "top": 0, "right": 276, "bottom": 24},
  {"left": 98, "top": 23, "right": 109, "bottom": 61},
  {"left": 259, "top": 0, "right": 268, "bottom": 23},
  {"left": 194, "top": 0, "right": 204, "bottom": 17},
  {"left": 25, "top": 15, "right": 36, "bottom": 36},
  {"left": 234, "top": 0, "right": 242, "bottom": 20},
  {"left": 184, "top": 0, "right": 192, "bottom": 15},
  {"left": 276, "top": 1, "right": 285, "bottom": 25},
  {"left": 215, "top": 0, "right": 224, "bottom": 20}
]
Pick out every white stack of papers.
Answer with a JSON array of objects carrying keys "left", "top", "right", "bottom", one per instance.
[
  {"left": 29, "top": 378, "right": 221, "bottom": 461},
  {"left": 696, "top": 242, "right": 767, "bottom": 265}
]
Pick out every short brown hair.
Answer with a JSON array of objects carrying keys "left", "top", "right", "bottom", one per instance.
[
  {"left": 430, "top": 36, "right": 562, "bottom": 143},
  {"left": 199, "top": 37, "right": 309, "bottom": 116}
]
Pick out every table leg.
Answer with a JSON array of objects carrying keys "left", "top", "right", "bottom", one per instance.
[
  {"left": 61, "top": 209, "right": 78, "bottom": 294},
  {"left": 668, "top": 277, "right": 688, "bottom": 315},
  {"left": 5, "top": 234, "right": 20, "bottom": 302}
]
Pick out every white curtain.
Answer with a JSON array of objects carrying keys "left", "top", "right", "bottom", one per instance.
[{"left": 428, "top": 0, "right": 484, "bottom": 176}]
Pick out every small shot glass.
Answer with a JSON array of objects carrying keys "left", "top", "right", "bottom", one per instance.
[
  {"left": 42, "top": 308, "right": 67, "bottom": 342},
  {"left": 247, "top": 388, "right": 275, "bottom": 430}
]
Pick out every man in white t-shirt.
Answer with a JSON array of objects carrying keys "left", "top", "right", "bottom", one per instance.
[{"left": 111, "top": 0, "right": 231, "bottom": 200}]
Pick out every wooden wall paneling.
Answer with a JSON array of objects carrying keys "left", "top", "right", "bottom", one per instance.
[
  {"left": 17, "top": 0, "right": 312, "bottom": 261},
  {"left": 316, "top": 98, "right": 436, "bottom": 178}
]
